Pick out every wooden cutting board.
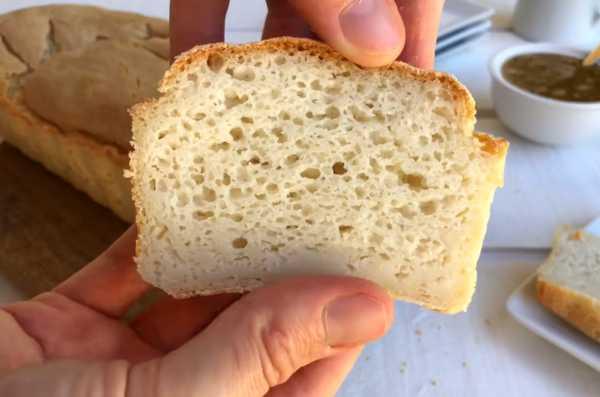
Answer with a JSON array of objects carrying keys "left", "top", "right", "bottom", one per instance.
[{"left": 0, "top": 143, "right": 129, "bottom": 298}]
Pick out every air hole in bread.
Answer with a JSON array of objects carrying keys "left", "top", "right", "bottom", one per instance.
[
  {"left": 396, "top": 205, "right": 416, "bottom": 220},
  {"left": 349, "top": 105, "right": 369, "bottom": 122},
  {"left": 332, "top": 162, "right": 347, "bottom": 175},
  {"left": 230, "top": 66, "right": 255, "bottom": 81},
  {"left": 370, "top": 131, "right": 388, "bottom": 145},
  {"left": 230, "top": 127, "right": 243, "bottom": 141},
  {"left": 325, "top": 106, "right": 340, "bottom": 119},
  {"left": 286, "top": 154, "right": 300, "bottom": 166},
  {"left": 202, "top": 187, "right": 216, "bottom": 202},
  {"left": 355, "top": 187, "right": 366, "bottom": 198},
  {"left": 300, "top": 168, "right": 321, "bottom": 179},
  {"left": 191, "top": 112, "right": 206, "bottom": 121},
  {"left": 232, "top": 238, "right": 248, "bottom": 249},
  {"left": 287, "top": 191, "right": 301, "bottom": 200},
  {"left": 420, "top": 201, "right": 437, "bottom": 215},
  {"left": 252, "top": 129, "right": 267, "bottom": 139},
  {"left": 222, "top": 173, "right": 231, "bottom": 185},
  {"left": 229, "top": 188, "right": 242, "bottom": 199},
  {"left": 224, "top": 91, "right": 248, "bottom": 109},
  {"left": 193, "top": 210, "right": 214, "bottom": 221},
  {"left": 207, "top": 53, "right": 224, "bottom": 72},
  {"left": 271, "top": 127, "right": 287, "bottom": 143},
  {"left": 210, "top": 142, "right": 230, "bottom": 151},
  {"left": 403, "top": 173, "right": 426, "bottom": 191},
  {"left": 339, "top": 225, "right": 353, "bottom": 237}
]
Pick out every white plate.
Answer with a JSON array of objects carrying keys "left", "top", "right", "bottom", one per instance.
[
  {"left": 435, "top": 32, "right": 488, "bottom": 61},
  {"left": 506, "top": 218, "right": 600, "bottom": 371},
  {"left": 437, "top": 20, "right": 492, "bottom": 52},
  {"left": 438, "top": 0, "right": 495, "bottom": 39}
]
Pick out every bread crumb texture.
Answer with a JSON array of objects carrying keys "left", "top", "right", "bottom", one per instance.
[
  {"left": 131, "top": 38, "right": 507, "bottom": 313},
  {"left": 537, "top": 226, "right": 600, "bottom": 341}
]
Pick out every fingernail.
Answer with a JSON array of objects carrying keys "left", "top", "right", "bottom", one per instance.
[
  {"left": 339, "top": 0, "right": 403, "bottom": 53},
  {"left": 325, "top": 294, "right": 389, "bottom": 347}
]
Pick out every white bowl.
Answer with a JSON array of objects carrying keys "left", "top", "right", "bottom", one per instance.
[{"left": 490, "top": 43, "right": 600, "bottom": 145}]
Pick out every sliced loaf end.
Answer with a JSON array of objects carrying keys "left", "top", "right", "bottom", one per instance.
[
  {"left": 537, "top": 227, "right": 600, "bottom": 341},
  {"left": 130, "top": 37, "right": 507, "bottom": 313}
]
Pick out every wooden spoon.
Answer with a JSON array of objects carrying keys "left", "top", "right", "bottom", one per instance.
[{"left": 583, "top": 43, "right": 600, "bottom": 66}]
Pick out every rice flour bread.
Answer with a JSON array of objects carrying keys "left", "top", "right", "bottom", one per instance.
[
  {"left": 537, "top": 226, "right": 600, "bottom": 342},
  {"left": 130, "top": 38, "right": 508, "bottom": 313},
  {"left": 0, "top": 5, "right": 169, "bottom": 221}
]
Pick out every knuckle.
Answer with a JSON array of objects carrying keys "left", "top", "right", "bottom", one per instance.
[{"left": 257, "top": 323, "right": 298, "bottom": 388}]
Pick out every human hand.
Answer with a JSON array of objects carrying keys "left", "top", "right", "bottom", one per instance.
[
  {"left": 0, "top": 227, "right": 394, "bottom": 396},
  {"left": 171, "top": 0, "right": 445, "bottom": 68}
]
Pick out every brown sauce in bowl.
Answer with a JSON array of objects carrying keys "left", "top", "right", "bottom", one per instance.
[{"left": 502, "top": 53, "right": 600, "bottom": 103}]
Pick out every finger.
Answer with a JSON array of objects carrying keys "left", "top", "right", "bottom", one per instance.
[
  {"left": 54, "top": 226, "right": 150, "bottom": 318},
  {"left": 287, "top": 0, "right": 406, "bottom": 67},
  {"left": 170, "top": 0, "right": 230, "bottom": 60},
  {"left": 263, "top": 0, "right": 314, "bottom": 40},
  {"left": 127, "top": 276, "right": 394, "bottom": 397},
  {"left": 267, "top": 347, "right": 363, "bottom": 397},
  {"left": 395, "top": 0, "right": 445, "bottom": 69},
  {"left": 132, "top": 293, "right": 240, "bottom": 352}
]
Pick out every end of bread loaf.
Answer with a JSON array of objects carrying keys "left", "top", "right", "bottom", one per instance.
[
  {"left": 130, "top": 37, "right": 507, "bottom": 313},
  {"left": 537, "top": 227, "right": 600, "bottom": 341}
]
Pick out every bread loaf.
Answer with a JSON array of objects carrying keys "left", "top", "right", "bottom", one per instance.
[
  {"left": 130, "top": 38, "right": 507, "bottom": 313},
  {"left": 0, "top": 5, "right": 169, "bottom": 221},
  {"left": 537, "top": 227, "right": 600, "bottom": 342}
]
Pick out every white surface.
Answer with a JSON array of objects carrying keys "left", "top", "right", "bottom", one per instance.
[
  {"left": 506, "top": 219, "right": 600, "bottom": 373},
  {"left": 341, "top": 249, "right": 600, "bottom": 397},
  {"left": 490, "top": 44, "right": 600, "bottom": 145},
  {"left": 439, "top": 0, "right": 495, "bottom": 38},
  {"left": 478, "top": 118, "right": 600, "bottom": 249}
]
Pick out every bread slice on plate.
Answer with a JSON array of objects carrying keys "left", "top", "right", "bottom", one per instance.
[
  {"left": 130, "top": 37, "right": 508, "bottom": 313},
  {"left": 537, "top": 227, "right": 600, "bottom": 342},
  {"left": 0, "top": 5, "right": 169, "bottom": 222}
]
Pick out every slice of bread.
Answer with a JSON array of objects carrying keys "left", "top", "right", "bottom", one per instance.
[
  {"left": 130, "top": 38, "right": 508, "bottom": 313},
  {"left": 0, "top": 5, "right": 169, "bottom": 222},
  {"left": 537, "top": 227, "right": 600, "bottom": 342}
]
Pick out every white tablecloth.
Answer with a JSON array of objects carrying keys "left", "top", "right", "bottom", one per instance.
[{"left": 2, "top": 1, "right": 600, "bottom": 396}]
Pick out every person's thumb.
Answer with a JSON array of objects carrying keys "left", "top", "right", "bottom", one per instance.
[
  {"left": 288, "top": 0, "right": 405, "bottom": 67},
  {"left": 129, "top": 276, "right": 394, "bottom": 397}
]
